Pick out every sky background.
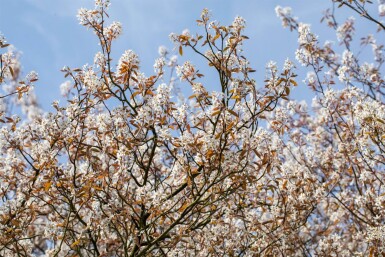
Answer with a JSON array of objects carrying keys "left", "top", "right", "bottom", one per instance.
[{"left": 0, "top": 0, "right": 381, "bottom": 111}]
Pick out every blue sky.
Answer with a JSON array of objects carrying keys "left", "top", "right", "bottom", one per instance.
[{"left": 0, "top": 0, "right": 379, "bottom": 110}]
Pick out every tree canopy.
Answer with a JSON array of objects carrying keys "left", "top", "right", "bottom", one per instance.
[{"left": 0, "top": 0, "right": 384, "bottom": 256}]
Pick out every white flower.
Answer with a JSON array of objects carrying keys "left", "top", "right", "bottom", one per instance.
[
  {"left": 200, "top": 8, "right": 211, "bottom": 20},
  {"left": 283, "top": 58, "right": 294, "bottom": 72},
  {"left": 295, "top": 48, "right": 308, "bottom": 66},
  {"left": 158, "top": 127, "right": 172, "bottom": 140},
  {"left": 94, "top": 52, "right": 105, "bottom": 67},
  {"left": 182, "top": 29, "right": 190, "bottom": 37},
  {"left": 0, "top": 33, "right": 6, "bottom": 46},
  {"left": 298, "top": 23, "right": 311, "bottom": 44},
  {"left": 154, "top": 57, "right": 166, "bottom": 73},
  {"left": 336, "top": 17, "right": 355, "bottom": 42},
  {"left": 275, "top": 6, "right": 295, "bottom": 28},
  {"left": 168, "top": 55, "right": 178, "bottom": 67},
  {"left": 192, "top": 82, "right": 206, "bottom": 95},
  {"left": 176, "top": 61, "right": 196, "bottom": 81},
  {"left": 303, "top": 71, "right": 318, "bottom": 89},
  {"left": 266, "top": 61, "right": 277, "bottom": 73},
  {"left": 232, "top": 16, "right": 246, "bottom": 31},
  {"left": 379, "top": 4, "right": 385, "bottom": 16},
  {"left": 337, "top": 65, "right": 350, "bottom": 82},
  {"left": 275, "top": 6, "right": 292, "bottom": 18},
  {"left": 372, "top": 41, "right": 384, "bottom": 62},
  {"left": 0, "top": 98, "right": 5, "bottom": 114},
  {"left": 26, "top": 71, "right": 38, "bottom": 82},
  {"left": 158, "top": 46, "right": 168, "bottom": 57},
  {"left": 341, "top": 50, "right": 354, "bottom": 66},
  {"left": 77, "top": 8, "right": 98, "bottom": 26},
  {"left": 172, "top": 104, "right": 188, "bottom": 124},
  {"left": 94, "top": 0, "right": 110, "bottom": 9},
  {"left": 168, "top": 32, "right": 177, "bottom": 42},
  {"left": 104, "top": 21, "right": 122, "bottom": 40},
  {"left": 60, "top": 80, "right": 72, "bottom": 97},
  {"left": 117, "top": 50, "right": 139, "bottom": 74},
  {"left": 83, "top": 67, "right": 102, "bottom": 92},
  {"left": 154, "top": 83, "right": 171, "bottom": 105},
  {"left": 366, "top": 225, "right": 385, "bottom": 242}
]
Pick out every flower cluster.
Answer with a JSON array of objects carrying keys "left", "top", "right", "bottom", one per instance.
[
  {"left": 176, "top": 61, "right": 197, "bottom": 81},
  {"left": 117, "top": 49, "right": 139, "bottom": 75}
]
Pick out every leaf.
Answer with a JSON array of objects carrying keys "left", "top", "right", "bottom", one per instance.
[
  {"left": 179, "top": 45, "right": 183, "bottom": 56},
  {"left": 290, "top": 79, "right": 298, "bottom": 86},
  {"left": 226, "top": 121, "right": 236, "bottom": 132},
  {"left": 44, "top": 181, "right": 52, "bottom": 191},
  {"left": 90, "top": 147, "right": 101, "bottom": 153},
  {"left": 131, "top": 91, "right": 141, "bottom": 98},
  {"left": 227, "top": 109, "right": 238, "bottom": 117},
  {"left": 282, "top": 180, "right": 287, "bottom": 190},
  {"left": 206, "top": 149, "right": 214, "bottom": 158},
  {"left": 285, "top": 86, "right": 290, "bottom": 95},
  {"left": 276, "top": 78, "right": 285, "bottom": 86},
  {"left": 180, "top": 202, "right": 189, "bottom": 211},
  {"left": 71, "top": 240, "right": 81, "bottom": 248},
  {"left": 9, "top": 66, "right": 14, "bottom": 77},
  {"left": 261, "top": 153, "right": 269, "bottom": 165}
]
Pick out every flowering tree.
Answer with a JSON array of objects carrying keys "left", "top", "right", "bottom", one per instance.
[{"left": 0, "top": 0, "right": 384, "bottom": 256}]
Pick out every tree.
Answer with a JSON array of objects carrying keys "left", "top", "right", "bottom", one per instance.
[{"left": 0, "top": 0, "right": 384, "bottom": 256}]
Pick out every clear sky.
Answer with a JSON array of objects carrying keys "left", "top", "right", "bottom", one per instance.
[{"left": 0, "top": 0, "right": 379, "bottom": 110}]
